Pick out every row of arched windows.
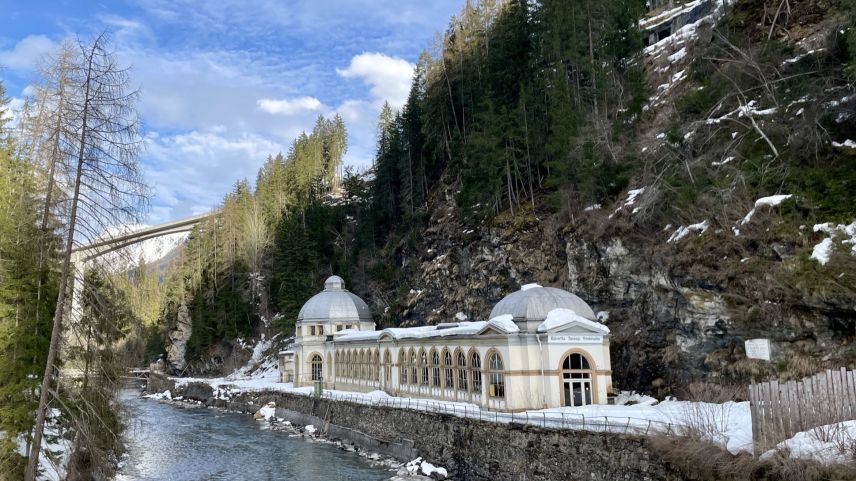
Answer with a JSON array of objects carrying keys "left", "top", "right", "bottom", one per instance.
[{"left": 333, "top": 347, "right": 505, "bottom": 398}]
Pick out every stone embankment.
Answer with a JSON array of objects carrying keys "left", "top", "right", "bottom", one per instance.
[{"left": 149, "top": 374, "right": 685, "bottom": 481}]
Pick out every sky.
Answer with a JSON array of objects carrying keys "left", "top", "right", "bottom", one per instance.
[{"left": 0, "top": 0, "right": 461, "bottom": 223}]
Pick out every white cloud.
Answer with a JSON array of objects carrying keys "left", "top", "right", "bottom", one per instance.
[
  {"left": 257, "top": 96, "right": 324, "bottom": 115},
  {"left": 0, "top": 35, "right": 57, "bottom": 72},
  {"left": 337, "top": 52, "right": 414, "bottom": 108},
  {"left": 144, "top": 129, "right": 288, "bottom": 222}
]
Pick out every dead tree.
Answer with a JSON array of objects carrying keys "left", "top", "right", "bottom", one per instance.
[{"left": 25, "top": 32, "right": 147, "bottom": 481}]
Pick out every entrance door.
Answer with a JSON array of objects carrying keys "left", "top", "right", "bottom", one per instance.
[{"left": 561, "top": 353, "right": 594, "bottom": 407}]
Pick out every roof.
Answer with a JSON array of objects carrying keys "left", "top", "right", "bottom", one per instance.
[
  {"left": 488, "top": 283, "right": 596, "bottom": 321},
  {"left": 297, "top": 275, "right": 372, "bottom": 324},
  {"left": 536, "top": 308, "right": 610, "bottom": 334},
  {"left": 335, "top": 321, "right": 516, "bottom": 343}
]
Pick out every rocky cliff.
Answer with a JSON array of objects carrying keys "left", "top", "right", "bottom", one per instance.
[{"left": 362, "top": 0, "right": 856, "bottom": 394}]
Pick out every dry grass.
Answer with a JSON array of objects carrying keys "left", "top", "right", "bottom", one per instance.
[
  {"left": 676, "top": 381, "right": 747, "bottom": 403},
  {"left": 650, "top": 435, "right": 856, "bottom": 481}
]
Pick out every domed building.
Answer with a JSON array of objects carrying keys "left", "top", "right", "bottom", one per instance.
[{"left": 280, "top": 278, "right": 613, "bottom": 411}]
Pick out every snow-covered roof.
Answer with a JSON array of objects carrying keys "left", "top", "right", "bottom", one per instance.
[
  {"left": 336, "top": 321, "right": 506, "bottom": 343},
  {"left": 536, "top": 308, "right": 610, "bottom": 334},
  {"left": 489, "top": 284, "right": 596, "bottom": 322},
  {"left": 484, "top": 314, "right": 519, "bottom": 334}
]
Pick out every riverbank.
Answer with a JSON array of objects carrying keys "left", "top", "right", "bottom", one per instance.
[
  {"left": 147, "top": 373, "right": 685, "bottom": 481},
  {"left": 118, "top": 388, "right": 426, "bottom": 481}
]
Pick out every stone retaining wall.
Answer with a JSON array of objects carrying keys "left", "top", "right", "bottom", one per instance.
[
  {"left": 152, "top": 377, "right": 685, "bottom": 481},
  {"left": 148, "top": 376, "right": 683, "bottom": 481}
]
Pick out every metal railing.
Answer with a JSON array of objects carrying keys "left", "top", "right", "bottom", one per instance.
[{"left": 238, "top": 383, "right": 678, "bottom": 437}]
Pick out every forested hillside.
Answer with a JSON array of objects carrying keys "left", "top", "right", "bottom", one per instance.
[{"left": 153, "top": 0, "right": 856, "bottom": 395}]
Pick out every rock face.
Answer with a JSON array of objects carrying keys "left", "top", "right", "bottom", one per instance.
[
  {"left": 370, "top": 186, "right": 855, "bottom": 394},
  {"left": 166, "top": 301, "right": 192, "bottom": 373}
]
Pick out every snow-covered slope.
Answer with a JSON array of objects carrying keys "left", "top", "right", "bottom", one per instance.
[{"left": 94, "top": 224, "right": 188, "bottom": 271}]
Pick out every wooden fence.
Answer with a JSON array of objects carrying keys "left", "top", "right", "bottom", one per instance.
[{"left": 750, "top": 368, "right": 856, "bottom": 454}]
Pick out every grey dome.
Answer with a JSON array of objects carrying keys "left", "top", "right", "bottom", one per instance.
[
  {"left": 489, "top": 284, "right": 596, "bottom": 321},
  {"left": 298, "top": 276, "right": 372, "bottom": 323}
]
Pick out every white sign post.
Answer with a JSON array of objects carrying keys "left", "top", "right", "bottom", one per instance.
[{"left": 745, "top": 338, "right": 771, "bottom": 361}]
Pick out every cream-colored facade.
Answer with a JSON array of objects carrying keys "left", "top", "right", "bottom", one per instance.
[{"left": 279, "top": 276, "right": 613, "bottom": 411}]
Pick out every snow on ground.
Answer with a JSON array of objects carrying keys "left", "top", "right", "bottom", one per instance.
[
  {"left": 614, "top": 391, "right": 658, "bottom": 406},
  {"left": 172, "top": 372, "right": 752, "bottom": 454},
  {"left": 12, "top": 409, "right": 73, "bottom": 481},
  {"left": 761, "top": 420, "right": 856, "bottom": 465},
  {"left": 667, "top": 220, "right": 710, "bottom": 242},
  {"left": 533, "top": 400, "right": 752, "bottom": 455},
  {"left": 811, "top": 220, "right": 856, "bottom": 265},
  {"left": 741, "top": 194, "right": 792, "bottom": 224},
  {"left": 832, "top": 139, "right": 856, "bottom": 149},
  {"left": 404, "top": 457, "right": 448, "bottom": 478},
  {"left": 229, "top": 334, "right": 279, "bottom": 380},
  {"left": 811, "top": 238, "right": 835, "bottom": 265},
  {"left": 610, "top": 187, "right": 647, "bottom": 218}
]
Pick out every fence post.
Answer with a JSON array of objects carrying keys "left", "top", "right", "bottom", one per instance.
[{"left": 543, "top": 412, "right": 546, "bottom": 428}]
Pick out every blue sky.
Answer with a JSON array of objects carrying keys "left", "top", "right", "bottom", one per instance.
[{"left": 0, "top": 0, "right": 461, "bottom": 223}]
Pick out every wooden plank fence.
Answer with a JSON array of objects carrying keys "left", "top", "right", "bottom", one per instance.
[{"left": 750, "top": 368, "right": 856, "bottom": 454}]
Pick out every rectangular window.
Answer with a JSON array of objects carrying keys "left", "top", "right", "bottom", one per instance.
[
  {"left": 310, "top": 326, "right": 316, "bottom": 336},
  {"left": 319, "top": 326, "right": 324, "bottom": 335}
]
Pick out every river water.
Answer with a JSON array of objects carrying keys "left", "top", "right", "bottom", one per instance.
[{"left": 115, "top": 390, "right": 393, "bottom": 481}]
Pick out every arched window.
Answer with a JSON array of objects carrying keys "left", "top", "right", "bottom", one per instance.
[
  {"left": 420, "top": 350, "right": 429, "bottom": 385},
  {"left": 471, "top": 351, "right": 482, "bottom": 394},
  {"left": 431, "top": 350, "right": 440, "bottom": 387},
  {"left": 348, "top": 351, "right": 355, "bottom": 379},
  {"left": 409, "top": 350, "right": 418, "bottom": 385},
  {"left": 457, "top": 351, "right": 468, "bottom": 392},
  {"left": 561, "top": 353, "right": 593, "bottom": 406},
  {"left": 488, "top": 352, "right": 505, "bottom": 398},
  {"left": 399, "top": 350, "right": 407, "bottom": 384},
  {"left": 384, "top": 349, "right": 391, "bottom": 383},
  {"left": 373, "top": 350, "right": 380, "bottom": 382},
  {"left": 359, "top": 350, "right": 366, "bottom": 380},
  {"left": 311, "top": 354, "right": 323, "bottom": 381},
  {"left": 443, "top": 350, "right": 454, "bottom": 388}
]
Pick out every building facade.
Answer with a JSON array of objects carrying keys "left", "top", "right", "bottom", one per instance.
[{"left": 279, "top": 276, "right": 613, "bottom": 411}]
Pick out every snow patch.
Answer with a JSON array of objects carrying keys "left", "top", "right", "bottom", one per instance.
[
  {"left": 832, "top": 139, "right": 856, "bottom": 149},
  {"left": 741, "top": 194, "right": 792, "bottom": 224},
  {"left": 761, "top": 420, "right": 856, "bottom": 465},
  {"left": 667, "top": 220, "right": 710, "bottom": 243}
]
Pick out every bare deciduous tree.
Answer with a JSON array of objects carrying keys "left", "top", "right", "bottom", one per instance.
[{"left": 25, "top": 32, "right": 148, "bottom": 481}]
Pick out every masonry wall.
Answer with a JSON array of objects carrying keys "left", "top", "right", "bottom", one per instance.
[{"left": 222, "top": 389, "right": 684, "bottom": 481}]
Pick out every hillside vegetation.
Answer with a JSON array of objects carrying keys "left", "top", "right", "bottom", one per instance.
[{"left": 148, "top": 0, "right": 856, "bottom": 394}]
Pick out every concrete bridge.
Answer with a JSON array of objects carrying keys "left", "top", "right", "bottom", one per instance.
[{"left": 66, "top": 212, "right": 213, "bottom": 344}]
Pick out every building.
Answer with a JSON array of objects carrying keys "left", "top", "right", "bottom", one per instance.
[{"left": 279, "top": 275, "right": 613, "bottom": 411}]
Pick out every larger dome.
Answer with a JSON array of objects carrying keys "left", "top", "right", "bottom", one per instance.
[
  {"left": 489, "top": 283, "right": 596, "bottom": 321},
  {"left": 297, "top": 276, "right": 372, "bottom": 323}
]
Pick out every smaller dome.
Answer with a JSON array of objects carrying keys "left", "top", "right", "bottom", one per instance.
[
  {"left": 298, "top": 276, "right": 372, "bottom": 324},
  {"left": 325, "top": 275, "right": 345, "bottom": 290},
  {"left": 489, "top": 284, "right": 596, "bottom": 322}
]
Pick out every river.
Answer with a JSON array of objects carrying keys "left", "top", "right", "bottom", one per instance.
[{"left": 115, "top": 389, "right": 394, "bottom": 481}]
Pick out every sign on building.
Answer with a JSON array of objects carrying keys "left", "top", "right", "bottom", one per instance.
[
  {"left": 745, "top": 338, "right": 772, "bottom": 361},
  {"left": 548, "top": 334, "right": 603, "bottom": 344}
]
